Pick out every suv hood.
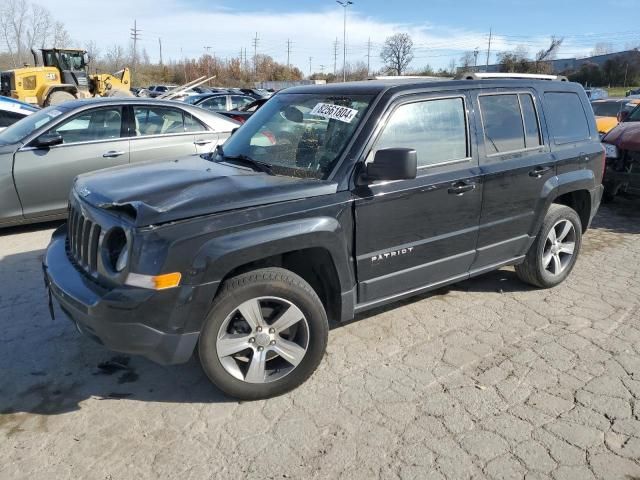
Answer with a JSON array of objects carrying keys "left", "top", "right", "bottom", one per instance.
[
  {"left": 602, "top": 122, "right": 640, "bottom": 151},
  {"left": 75, "top": 156, "right": 338, "bottom": 226}
]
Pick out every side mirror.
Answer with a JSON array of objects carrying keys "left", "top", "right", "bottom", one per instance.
[
  {"left": 365, "top": 148, "right": 417, "bottom": 182},
  {"left": 33, "top": 132, "right": 64, "bottom": 148},
  {"left": 617, "top": 111, "right": 630, "bottom": 123}
]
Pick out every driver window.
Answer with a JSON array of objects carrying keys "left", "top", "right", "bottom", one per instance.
[
  {"left": 371, "top": 97, "right": 468, "bottom": 167},
  {"left": 49, "top": 107, "right": 122, "bottom": 144}
]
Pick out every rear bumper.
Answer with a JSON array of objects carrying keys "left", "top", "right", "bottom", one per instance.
[{"left": 43, "top": 225, "right": 216, "bottom": 365}]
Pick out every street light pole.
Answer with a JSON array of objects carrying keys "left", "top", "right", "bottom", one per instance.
[{"left": 337, "top": 0, "right": 353, "bottom": 82}]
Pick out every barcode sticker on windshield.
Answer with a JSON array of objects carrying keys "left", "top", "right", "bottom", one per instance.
[{"left": 310, "top": 103, "right": 358, "bottom": 123}]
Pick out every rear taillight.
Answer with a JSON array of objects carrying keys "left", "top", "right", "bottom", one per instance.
[{"left": 230, "top": 115, "right": 246, "bottom": 123}]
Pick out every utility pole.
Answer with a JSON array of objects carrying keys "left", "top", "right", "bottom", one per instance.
[
  {"left": 130, "top": 20, "right": 141, "bottom": 84},
  {"left": 252, "top": 32, "right": 259, "bottom": 79},
  {"left": 204, "top": 46, "right": 212, "bottom": 84},
  {"left": 473, "top": 47, "right": 479, "bottom": 69},
  {"left": 366, "top": 37, "right": 372, "bottom": 77},
  {"left": 309, "top": 56, "right": 313, "bottom": 77},
  {"left": 333, "top": 38, "right": 339, "bottom": 75},
  {"left": 158, "top": 37, "right": 163, "bottom": 66},
  {"left": 319, "top": 64, "right": 327, "bottom": 74},
  {"left": 286, "top": 39, "right": 292, "bottom": 70},
  {"left": 337, "top": 1, "right": 353, "bottom": 82},
  {"left": 485, "top": 27, "right": 492, "bottom": 69}
]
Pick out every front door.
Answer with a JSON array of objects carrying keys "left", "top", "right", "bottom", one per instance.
[
  {"left": 14, "top": 105, "right": 129, "bottom": 219},
  {"left": 354, "top": 93, "right": 482, "bottom": 307}
]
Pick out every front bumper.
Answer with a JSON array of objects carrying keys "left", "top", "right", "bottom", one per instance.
[{"left": 43, "top": 225, "right": 216, "bottom": 365}]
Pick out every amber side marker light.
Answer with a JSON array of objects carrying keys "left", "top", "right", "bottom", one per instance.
[{"left": 125, "top": 272, "right": 182, "bottom": 290}]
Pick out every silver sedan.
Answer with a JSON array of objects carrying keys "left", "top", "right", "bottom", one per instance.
[{"left": 0, "top": 97, "right": 239, "bottom": 227}]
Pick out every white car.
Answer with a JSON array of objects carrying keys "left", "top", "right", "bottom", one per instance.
[{"left": 0, "top": 96, "right": 38, "bottom": 131}]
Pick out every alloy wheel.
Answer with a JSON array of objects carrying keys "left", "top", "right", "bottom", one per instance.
[
  {"left": 216, "top": 296, "right": 310, "bottom": 384},
  {"left": 542, "top": 219, "right": 576, "bottom": 276}
]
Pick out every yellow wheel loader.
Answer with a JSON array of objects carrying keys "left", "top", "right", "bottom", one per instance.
[{"left": 0, "top": 48, "right": 132, "bottom": 107}]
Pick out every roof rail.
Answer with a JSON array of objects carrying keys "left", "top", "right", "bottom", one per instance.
[{"left": 456, "top": 72, "right": 568, "bottom": 82}]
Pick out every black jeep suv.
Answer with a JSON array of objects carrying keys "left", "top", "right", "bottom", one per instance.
[{"left": 44, "top": 75, "right": 604, "bottom": 400}]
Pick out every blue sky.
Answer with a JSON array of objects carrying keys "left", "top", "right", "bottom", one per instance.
[{"left": 46, "top": 0, "right": 640, "bottom": 74}]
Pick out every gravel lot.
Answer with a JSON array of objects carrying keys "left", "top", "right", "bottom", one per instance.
[{"left": 1, "top": 198, "right": 639, "bottom": 480}]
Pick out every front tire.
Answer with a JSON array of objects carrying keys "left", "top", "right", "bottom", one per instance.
[
  {"left": 199, "top": 268, "right": 328, "bottom": 400},
  {"left": 515, "top": 204, "right": 582, "bottom": 288}
]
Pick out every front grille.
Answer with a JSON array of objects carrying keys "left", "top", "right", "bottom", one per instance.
[{"left": 67, "top": 205, "right": 101, "bottom": 275}]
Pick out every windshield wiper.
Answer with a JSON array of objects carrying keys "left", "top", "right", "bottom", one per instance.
[{"left": 215, "top": 147, "right": 274, "bottom": 175}]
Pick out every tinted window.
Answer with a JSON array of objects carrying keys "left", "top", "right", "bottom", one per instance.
[
  {"left": 0, "top": 110, "right": 25, "bottom": 127},
  {"left": 49, "top": 107, "right": 122, "bottom": 143},
  {"left": 198, "top": 96, "right": 228, "bottom": 111},
  {"left": 134, "top": 107, "right": 186, "bottom": 136},
  {"left": 520, "top": 94, "right": 541, "bottom": 148},
  {"left": 544, "top": 92, "right": 590, "bottom": 144},
  {"left": 479, "top": 94, "right": 525, "bottom": 154},
  {"left": 591, "top": 101, "right": 622, "bottom": 117},
  {"left": 373, "top": 97, "right": 468, "bottom": 167}
]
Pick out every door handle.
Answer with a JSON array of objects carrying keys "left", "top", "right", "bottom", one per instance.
[
  {"left": 102, "top": 151, "right": 125, "bottom": 158},
  {"left": 194, "top": 139, "right": 213, "bottom": 146},
  {"left": 448, "top": 181, "right": 476, "bottom": 195},
  {"left": 529, "top": 166, "right": 552, "bottom": 177}
]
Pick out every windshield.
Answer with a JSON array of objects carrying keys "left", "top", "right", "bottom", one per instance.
[
  {"left": 626, "top": 104, "right": 640, "bottom": 122},
  {"left": 0, "top": 105, "right": 69, "bottom": 144},
  {"left": 591, "top": 101, "right": 622, "bottom": 117},
  {"left": 217, "top": 92, "right": 375, "bottom": 179}
]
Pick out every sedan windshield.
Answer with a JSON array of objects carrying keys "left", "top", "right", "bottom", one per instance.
[
  {"left": 0, "top": 105, "right": 70, "bottom": 144},
  {"left": 216, "top": 92, "right": 375, "bottom": 179}
]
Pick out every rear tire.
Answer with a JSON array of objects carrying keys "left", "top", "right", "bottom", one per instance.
[
  {"left": 515, "top": 204, "right": 582, "bottom": 289},
  {"left": 44, "top": 91, "right": 75, "bottom": 106},
  {"left": 199, "top": 267, "right": 328, "bottom": 400}
]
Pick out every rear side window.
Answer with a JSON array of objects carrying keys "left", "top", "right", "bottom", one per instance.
[
  {"left": 134, "top": 106, "right": 186, "bottom": 136},
  {"left": 479, "top": 93, "right": 541, "bottom": 155},
  {"left": 373, "top": 97, "right": 468, "bottom": 168},
  {"left": 544, "top": 92, "right": 590, "bottom": 144},
  {"left": 0, "top": 110, "right": 25, "bottom": 127}
]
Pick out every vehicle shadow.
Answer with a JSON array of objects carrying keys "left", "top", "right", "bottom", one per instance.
[
  {"left": 0, "top": 220, "right": 65, "bottom": 237},
  {"left": 0, "top": 248, "right": 234, "bottom": 421}
]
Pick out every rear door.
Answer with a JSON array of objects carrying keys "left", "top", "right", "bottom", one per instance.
[
  {"left": 129, "top": 105, "right": 212, "bottom": 163},
  {"left": 470, "top": 89, "right": 554, "bottom": 272},
  {"left": 13, "top": 105, "right": 129, "bottom": 219},
  {"left": 354, "top": 92, "right": 483, "bottom": 306}
]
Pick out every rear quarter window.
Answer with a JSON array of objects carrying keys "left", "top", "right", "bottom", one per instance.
[{"left": 544, "top": 92, "right": 591, "bottom": 144}]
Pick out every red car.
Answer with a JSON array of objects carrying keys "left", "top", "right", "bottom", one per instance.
[{"left": 601, "top": 105, "right": 640, "bottom": 199}]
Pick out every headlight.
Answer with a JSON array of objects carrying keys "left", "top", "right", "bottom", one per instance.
[
  {"left": 603, "top": 143, "right": 618, "bottom": 159},
  {"left": 103, "top": 227, "right": 128, "bottom": 273}
]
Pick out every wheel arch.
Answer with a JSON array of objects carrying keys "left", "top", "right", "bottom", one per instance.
[{"left": 190, "top": 217, "right": 356, "bottom": 323}]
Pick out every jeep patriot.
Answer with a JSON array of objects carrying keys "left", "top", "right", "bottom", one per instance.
[{"left": 44, "top": 74, "right": 604, "bottom": 399}]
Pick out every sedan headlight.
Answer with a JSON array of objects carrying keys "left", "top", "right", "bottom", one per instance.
[{"left": 603, "top": 143, "right": 618, "bottom": 159}]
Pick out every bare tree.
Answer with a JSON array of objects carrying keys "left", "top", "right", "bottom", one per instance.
[
  {"left": 104, "top": 44, "right": 126, "bottom": 72},
  {"left": 380, "top": 33, "right": 414, "bottom": 76},
  {"left": 592, "top": 42, "right": 614, "bottom": 57},
  {"left": 0, "top": 1, "right": 71, "bottom": 67},
  {"left": 534, "top": 36, "right": 563, "bottom": 73},
  {"left": 459, "top": 51, "right": 476, "bottom": 70}
]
